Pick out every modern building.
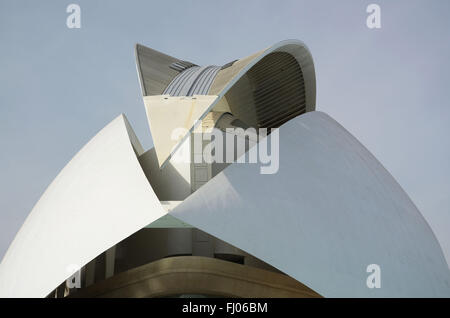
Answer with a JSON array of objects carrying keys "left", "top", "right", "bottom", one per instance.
[{"left": 0, "top": 40, "right": 449, "bottom": 298}]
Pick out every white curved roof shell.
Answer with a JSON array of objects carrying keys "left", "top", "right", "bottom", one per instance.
[
  {"left": 139, "top": 39, "right": 316, "bottom": 167},
  {"left": 0, "top": 115, "right": 166, "bottom": 297},
  {"left": 1, "top": 39, "right": 449, "bottom": 298},
  {"left": 169, "top": 111, "right": 450, "bottom": 297}
]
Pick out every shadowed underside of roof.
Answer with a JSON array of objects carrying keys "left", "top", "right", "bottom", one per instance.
[{"left": 224, "top": 51, "right": 306, "bottom": 128}]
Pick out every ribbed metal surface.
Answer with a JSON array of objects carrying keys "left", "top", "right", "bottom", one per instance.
[
  {"left": 135, "top": 44, "right": 182, "bottom": 96},
  {"left": 223, "top": 51, "right": 306, "bottom": 129},
  {"left": 248, "top": 52, "right": 306, "bottom": 128},
  {"left": 169, "top": 60, "right": 198, "bottom": 72},
  {"left": 163, "top": 65, "right": 221, "bottom": 96}
]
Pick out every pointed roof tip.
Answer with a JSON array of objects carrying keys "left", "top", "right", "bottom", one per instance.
[
  {"left": 134, "top": 43, "right": 141, "bottom": 53},
  {"left": 135, "top": 44, "right": 185, "bottom": 97}
]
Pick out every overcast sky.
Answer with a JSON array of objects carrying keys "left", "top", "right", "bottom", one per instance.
[{"left": 1, "top": 0, "right": 449, "bottom": 266}]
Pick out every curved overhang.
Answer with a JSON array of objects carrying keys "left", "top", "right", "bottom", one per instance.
[
  {"left": 4, "top": 39, "right": 446, "bottom": 299},
  {"left": 209, "top": 39, "right": 316, "bottom": 113},
  {"left": 139, "top": 40, "right": 316, "bottom": 167},
  {"left": 0, "top": 115, "right": 167, "bottom": 297},
  {"left": 72, "top": 256, "right": 321, "bottom": 298},
  {"left": 169, "top": 111, "right": 450, "bottom": 297}
]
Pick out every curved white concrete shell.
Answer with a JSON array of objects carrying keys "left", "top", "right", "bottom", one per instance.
[
  {"left": 169, "top": 111, "right": 450, "bottom": 297},
  {"left": 2, "top": 39, "right": 449, "bottom": 298},
  {"left": 138, "top": 39, "right": 316, "bottom": 167},
  {"left": 0, "top": 115, "right": 166, "bottom": 297},
  {"left": 208, "top": 39, "right": 316, "bottom": 112}
]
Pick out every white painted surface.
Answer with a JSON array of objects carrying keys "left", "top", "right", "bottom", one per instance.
[
  {"left": 143, "top": 94, "right": 217, "bottom": 167},
  {"left": 146, "top": 40, "right": 316, "bottom": 169},
  {"left": 170, "top": 111, "right": 450, "bottom": 297},
  {"left": 0, "top": 114, "right": 166, "bottom": 297},
  {"left": 138, "top": 142, "right": 192, "bottom": 201}
]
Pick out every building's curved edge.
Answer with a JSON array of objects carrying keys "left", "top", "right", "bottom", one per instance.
[
  {"left": 319, "top": 111, "right": 450, "bottom": 272},
  {"left": 134, "top": 44, "right": 147, "bottom": 96},
  {"left": 71, "top": 256, "right": 321, "bottom": 298},
  {"left": 162, "top": 39, "right": 316, "bottom": 166},
  {"left": 0, "top": 114, "right": 167, "bottom": 297},
  {"left": 211, "top": 39, "right": 316, "bottom": 111},
  {"left": 169, "top": 111, "right": 450, "bottom": 297}
]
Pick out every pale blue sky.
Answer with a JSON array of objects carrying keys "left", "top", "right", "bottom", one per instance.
[{"left": 1, "top": 0, "right": 449, "bottom": 265}]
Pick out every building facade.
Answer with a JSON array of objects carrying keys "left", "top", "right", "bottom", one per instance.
[{"left": 0, "top": 40, "right": 449, "bottom": 298}]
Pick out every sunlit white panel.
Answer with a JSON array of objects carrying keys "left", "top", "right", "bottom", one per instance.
[
  {"left": 170, "top": 111, "right": 450, "bottom": 297},
  {"left": 0, "top": 115, "right": 166, "bottom": 297}
]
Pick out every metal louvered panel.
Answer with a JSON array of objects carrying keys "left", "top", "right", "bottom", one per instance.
[
  {"left": 163, "top": 65, "right": 221, "bottom": 96},
  {"left": 188, "top": 66, "right": 221, "bottom": 95},
  {"left": 249, "top": 52, "right": 306, "bottom": 128},
  {"left": 164, "top": 66, "right": 200, "bottom": 96},
  {"left": 223, "top": 51, "right": 306, "bottom": 129},
  {"left": 169, "top": 60, "right": 198, "bottom": 72}
]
